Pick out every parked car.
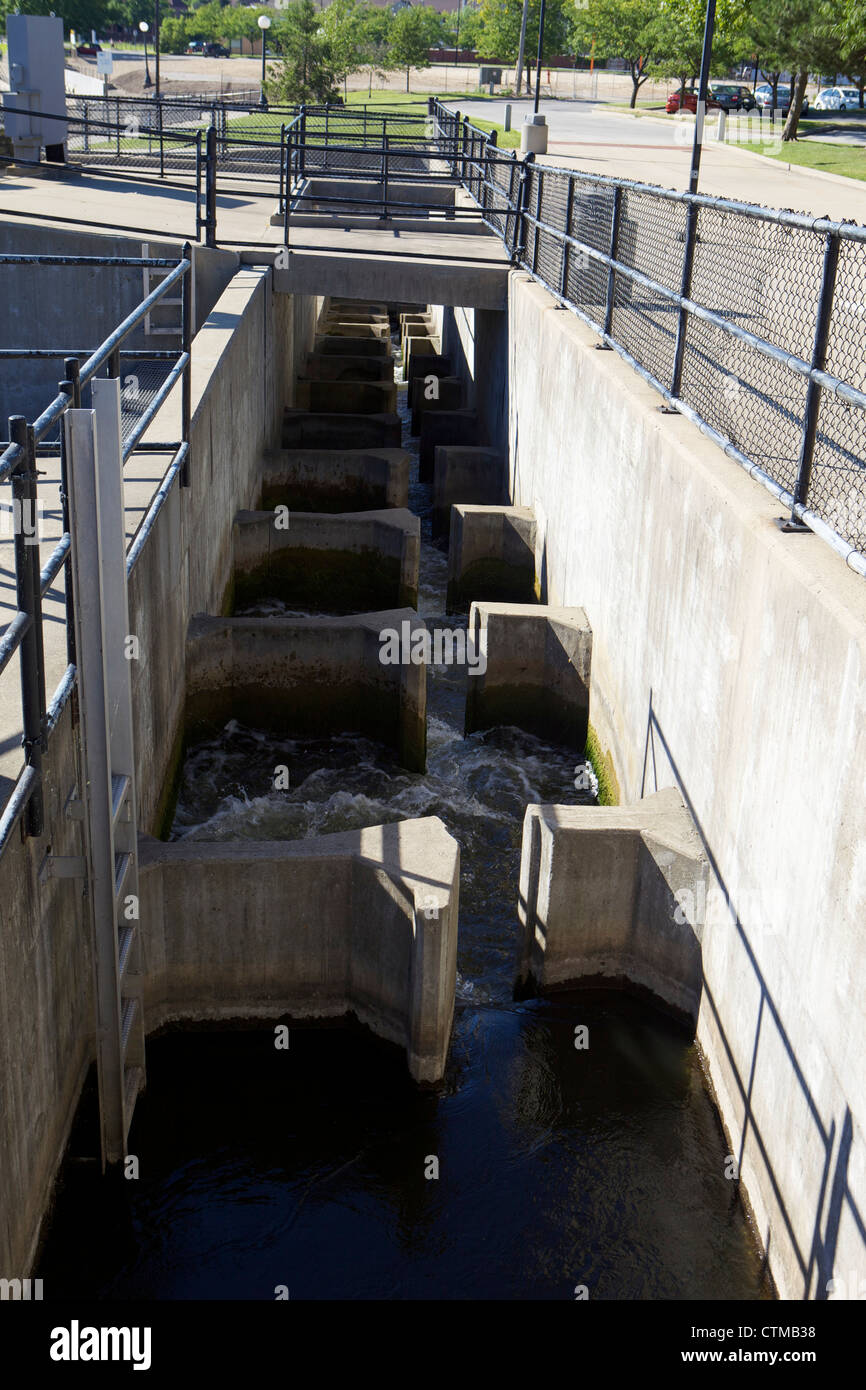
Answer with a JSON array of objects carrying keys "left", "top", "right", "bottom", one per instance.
[
  {"left": 204, "top": 42, "right": 230, "bottom": 58},
  {"left": 813, "top": 85, "right": 862, "bottom": 111},
  {"left": 186, "top": 40, "right": 206, "bottom": 54},
  {"left": 75, "top": 42, "right": 102, "bottom": 57},
  {"left": 754, "top": 84, "right": 810, "bottom": 115},
  {"left": 708, "top": 81, "right": 756, "bottom": 111},
  {"left": 666, "top": 88, "right": 721, "bottom": 114}
]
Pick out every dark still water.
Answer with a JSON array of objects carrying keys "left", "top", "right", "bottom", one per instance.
[
  {"left": 36, "top": 350, "right": 772, "bottom": 1302},
  {"left": 39, "top": 1002, "right": 771, "bottom": 1301}
]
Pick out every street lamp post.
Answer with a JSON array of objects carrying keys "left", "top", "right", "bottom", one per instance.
[
  {"left": 533, "top": 0, "right": 547, "bottom": 115},
  {"left": 689, "top": 0, "right": 717, "bottom": 194},
  {"left": 258, "top": 14, "right": 271, "bottom": 109},
  {"left": 154, "top": 0, "right": 161, "bottom": 101},
  {"left": 139, "top": 21, "right": 151, "bottom": 90}
]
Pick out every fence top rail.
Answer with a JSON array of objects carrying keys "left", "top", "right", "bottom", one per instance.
[
  {"left": 456, "top": 139, "right": 866, "bottom": 241},
  {"left": 0, "top": 254, "right": 180, "bottom": 267}
]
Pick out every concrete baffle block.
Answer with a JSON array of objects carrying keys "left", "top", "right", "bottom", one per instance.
[
  {"left": 447, "top": 505, "right": 536, "bottom": 611},
  {"left": 319, "top": 320, "right": 391, "bottom": 339},
  {"left": 138, "top": 815, "right": 460, "bottom": 1083},
  {"left": 419, "top": 409, "right": 478, "bottom": 480},
  {"left": 282, "top": 408, "right": 401, "bottom": 450},
  {"left": 261, "top": 448, "right": 409, "bottom": 512},
  {"left": 406, "top": 352, "right": 452, "bottom": 385},
  {"left": 294, "top": 378, "right": 398, "bottom": 415},
  {"left": 433, "top": 446, "right": 506, "bottom": 537},
  {"left": 516, "top": 788, "right": 708, "bottom": 1029},
  {"left": 465, "top": 601, "right": 591, "bottom": 748},
  {"left": 303, "top": 352, "right": 395, "bottom": 383},
  {"left": 314, "top": 335, "right": 391, "bottom": 358},
  {"left": 404, "top": 335, "right": 443, "bottom": 372},
  {"left": 232, "top": 507, "right": 420, "bottom": 612},
  {"left": 185, "top": 609, "right": 427, "bottom": 771},
  {"left": 410, "top": 374, "right": 465, "bottom": 435}
]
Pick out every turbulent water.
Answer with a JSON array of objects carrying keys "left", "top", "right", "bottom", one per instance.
[{"left": 37, "top": 323, "right": 773, "bottom": 1301}]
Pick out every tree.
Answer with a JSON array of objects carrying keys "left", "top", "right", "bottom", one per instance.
[
  {"left": 570, "top": 0, "right": 665, "bottom": 108},
  {"left": 358, "top": 3, "right": 393, "bottom": 98},
  {"left": 654, "top": 0, "right": 748, "bottom": 102},
  {"left": 267, "top": 0, "right": 340, "bottom": 104},
  {"left": 389, "top": 5, "right": 445, "bottom": 92},
  {"left": 477, "top": 0, "right": 570, "bottom": 93},
  {"left": 320, "top": 0, "right": 365, "bottom": 99}
]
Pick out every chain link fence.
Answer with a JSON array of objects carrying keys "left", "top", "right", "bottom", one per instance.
[{"left": 434, "top": 101, "right": 866, "bottom": 572}]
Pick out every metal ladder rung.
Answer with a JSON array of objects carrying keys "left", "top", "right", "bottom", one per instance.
[
  {"left": 111, "top": 773, "right": 131, "bottom": 827},
  {"left": 117, "top": 922, "right": 136, "bottom": 982},
  {"left": 120, "top": 996, "right": 139, "bottom": 1059},
  {"left": 114, "top": 850, "right": 132, "bottom": 902}
]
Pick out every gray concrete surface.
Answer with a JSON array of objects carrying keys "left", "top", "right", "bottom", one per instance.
[
  {"left": 505, "top": 267, "right": 866, "bottom": 1299},
  {"left": 232, "top": 507, "right": 420, "bottom": 612},
  {"left": 433, "top": 446, "right": 506, "bottom": 537},
  {"left": 185, "top": 610, "right": 427, "bottom": 771},
  {"left": 138, "top": 815, "right": 460, "bottom": 1084},
  {"left": 261, "top": 447, "right": 409, "bottom": 512},
  {"left": 517, "top": 787, "right": 708, "bottom": 1027},
  {"left": 447, "top": 504, "right": 536, "bottom": 610},
  {"left": 465, "top": 601, "right": 592, "bottom": 748}
]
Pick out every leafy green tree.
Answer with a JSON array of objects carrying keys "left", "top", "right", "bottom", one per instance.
[
  {"left": 321, "top": 0, "right": 365, "bottom": 97},
  {"left": 390, "top": 4, "right": 445, "bottom": 92},
  {"left": 444, "top": 2, "right": 484, "bottom": 52},
  {"left": 477, "top": 0, "right": 570, "bottom": 92},
  {"left": 570, "top": 0, "right": 665, "bottom": 108},
  {"left": 357, "top": 3, "right": 393, "bottom": 97},
  {"left": 267, "top": 0, "right": 340, "bottom": 104},
  {"left": 654, "top": 0, "right": 747, "bottom": 102}
]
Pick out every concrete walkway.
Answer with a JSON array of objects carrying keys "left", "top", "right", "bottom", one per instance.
[{"left": 455, "top": 100, "right": 866, "bottom": 225}]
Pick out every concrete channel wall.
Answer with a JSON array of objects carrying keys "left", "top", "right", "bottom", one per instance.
[
  {"left": 505, "top": 270, "right": 866, "bottom": 1300},
  {"left": 0, "top": 262, "right": 319, "bottom": 1279}
]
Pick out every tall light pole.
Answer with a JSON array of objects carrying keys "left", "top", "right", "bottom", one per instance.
[
  {"left": 154, "top": 0, "right": 161, "bottom": 101},
  {"left": 515, "top": 0, "right": 530, "bottom": 98},
  {"left": 689, "top": 0, "right": 716, "bottom": 194},
  {"left": 258, "top": 13, "right": 271, "bottom": 108},
  {"left": 139, "top": 20, "right": 151, "bottom": 90},
  {"left": 533, "top": 0, "right": 547, "bottom": 115}
]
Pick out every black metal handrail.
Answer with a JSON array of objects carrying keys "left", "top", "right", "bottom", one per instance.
[{"left": 0, "top": 249, "right": 194, "bottom": 851}]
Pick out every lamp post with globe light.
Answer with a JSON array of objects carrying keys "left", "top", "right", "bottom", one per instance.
[
  {"left": 258, "top": 14, "right": 272, "bottom": 108},
  {"left": 139, "top": 21, "right": 151, "bottom": 90}
]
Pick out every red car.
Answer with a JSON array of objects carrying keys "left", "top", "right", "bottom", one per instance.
[{"left": 666, "top": 88, "right": 721, "bottom": 114}]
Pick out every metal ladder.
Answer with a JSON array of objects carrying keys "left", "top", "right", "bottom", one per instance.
[
  {"left": 141, "top": 240, "right": 192, "bottom": 338},
  {"left": 63, "top": 378, "right": 145, "bottom": 1166}
]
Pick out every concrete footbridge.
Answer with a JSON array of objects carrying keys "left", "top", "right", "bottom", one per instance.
[{"left": 1, "top": 74, "right": 866, "bottom": 1306}]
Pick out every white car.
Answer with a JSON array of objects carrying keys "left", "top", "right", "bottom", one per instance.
[{"left": 813, "top": 86, "right": 862, "bottom": 111}]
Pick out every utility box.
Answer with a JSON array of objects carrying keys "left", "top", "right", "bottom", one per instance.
[
  {"left": 2, "top": 15, "right": 68, "bottom": 162},
  {"left": 479, "top": 67, "right": 502, "bottom": 86}
]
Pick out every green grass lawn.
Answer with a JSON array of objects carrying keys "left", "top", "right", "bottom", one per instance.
[{"left": 740, "top": 138, "right": 866, "bottom": 181}]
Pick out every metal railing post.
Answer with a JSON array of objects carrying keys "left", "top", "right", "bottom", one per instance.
[
  {"left": 279, "top": 122, "right": 286, "bottom": 213},
  {"left": 787, "top": 230, "right": 841, "bottom": 521},
  {"left": 299, "top": 105, "right": 306, "bottom": 178},
  {"left": 513, "top": 151, "right": 534, "bottom": 266},
  {"left": 205, "top": 124, "right": 217, "bottom": 248},
  {"left": 180, "top": 243, "right": 193, "bottom": 488},
  {"left": 670, "top": 199, "right": 700, "bottom": 398},
  {"left": 560, "top": 175, "right": 575, "bottom": 299},
  {"left": 453, "top": 110, "right": 461, "bottom": 177},
  {"left": 195, "top": 130, "right": 203, "bottom": 242},
  {"left": 116, "top": 96, "right": 121, "bottom": 158},
  {"left": 531, "top": 166, "right": 544, "bottom": 276},
  {"left": 9, "top": 416, "right": 45, "bottom": 838},
  {"left": 381, "top": 132, "right": 389, "bottom": 220},
  {"left": 603, "top": 184, "right": 622, "bottom": 339},
  {"left": 506, "top": 150, "right": 518, "bottom": 253},
  {"left": 84, "top": 100, "right": 90, "bottom": 154},
  {"left": 158, "top": 99, "right": 164, "bottom": 178}
]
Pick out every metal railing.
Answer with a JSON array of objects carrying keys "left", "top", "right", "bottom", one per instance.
[
  {"left": 431, "top": 98, "right": 866, "bottom": 574},
  {"left": 0, "top": 249, "right": 193, "bottom": 850}
]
